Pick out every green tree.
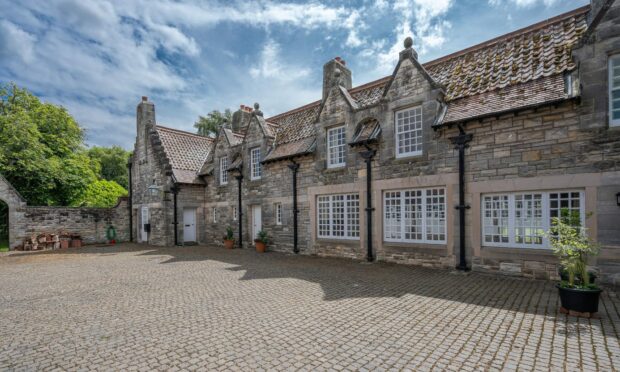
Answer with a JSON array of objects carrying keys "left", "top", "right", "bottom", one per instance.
[
  {"left": 87, "top": 146, "right": 131, "bottom": 189},
  {"left": 194, "top": 109, "right": 232, "bottom": 137},
  {"left": 73, "top": 179, "right": 128, "bottom": 208}
]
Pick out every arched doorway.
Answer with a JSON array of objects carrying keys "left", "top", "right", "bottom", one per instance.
[{"left": 0, "top": 199, "right": 8, "bottom": 252}]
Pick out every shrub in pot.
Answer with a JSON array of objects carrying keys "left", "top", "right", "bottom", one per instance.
[
  {"left": 254, "top": 230, "right": 269, "bottom": 253},
  {"left": 223, "top": 226, "right": 235, "bottom": 249},
  {"left": 548, "top": 212, "right": 602, "bottom": 314}
]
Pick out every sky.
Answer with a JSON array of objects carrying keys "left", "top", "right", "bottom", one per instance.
[{"left": 0, "top": 0, "right": 589, "bottom": 149}]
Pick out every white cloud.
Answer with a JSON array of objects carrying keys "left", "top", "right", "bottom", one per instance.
[
  {"left": 250, "top": 39, "right": 310, "bottom": 81},
  {"left": 0, "top": 20, "right": 37, "bottom": 63},
  {"left": 489, "top": 0, "right": 559, "bottom": 7}
]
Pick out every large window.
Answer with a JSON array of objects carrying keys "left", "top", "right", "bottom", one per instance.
[
  {"left": 482, "top": 190, "right": 585, "bottom": 249},
  {"left": 395, "top": 106, "right": 423, "bottom": 157},
  {"left": 250, "top": 147, "right": 261, "bottom": 180},
  {"left": 609, "top": 55, "right": 620, "bottom": 127},
  {"left": 384, "top": 188, "right": 446, "bottom": 244},
  {"left": 220, "top": 156, "right": 228, "bottom": 185},
  {"left": 317, "top": 194, "right": 359, "bottom": 239},
  {"left": 327, "top": 126, "right": 346, "bottom": 168}
]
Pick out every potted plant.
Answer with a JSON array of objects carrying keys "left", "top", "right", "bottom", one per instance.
[
  {"left": 254, "top": 230, "right": 269, "bottom": 253},
  {"left": 548, "top": 211, "right": 602, "bottom": 314},
  {"left": 223, "top": 226, "right": 235, "bottom": 249}
]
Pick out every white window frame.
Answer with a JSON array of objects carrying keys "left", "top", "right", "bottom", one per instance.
[
  {"left": 212, "top": 207, "right": 217, "bottom": 223},
  {"left": 250, "top": 147, "right": 261, "bottom": 180},
  {"left": 232, "top": 206, "right": 237, "bottom": 221},
  {"left": 327, "top": 126, "right": 346, "bottom": 168},
  {"left": 609, "top": 54, "right": 620, "bottom": 127},
  {"left": 481, "top": 190, "right": 585, "bottom": 249},
  {"left": 275, "top": 203, "right": 282, "bottom": 225},
  {"left": 383, "top": 187, "right": 447, "bottom": 244},
  {"left": 395, "top": 106, "right": 423, "bottom": 158},
  {"left": 317, "top": 194, "right": 360, "bottom": 240},
  {"left": 220, "top": 156, "right": 228, "bottom": 185}
]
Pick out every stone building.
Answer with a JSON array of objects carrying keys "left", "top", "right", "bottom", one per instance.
[{"left": 129, "top": 1, "right": 620, "bottom": 284}]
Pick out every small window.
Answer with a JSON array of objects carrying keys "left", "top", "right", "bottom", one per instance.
[
  {"left": 275, "top": 203, "right": 282, "bottom": 225},
  {"left": 609, "top": 55, "right": 620, "bottom": 127},
  {"left": 232, "top": 206, "right": 237, "bottom": 221},
  {"left": 251, "top": 147, "right": 262, "bottom": 180},
  {"left": 481, "top": 190, "right": 585, "bottom": 249},
  {"left": 395, "top": 106, "right": 423, "bottom": 157},
  {"left": 384, "top": 188, "right": 446, "bottom": 244},
  {"left": 327, "top": 126, "right": 346, "bottom": 168},
  {"left": 317, "top": 194, "right": 359, "bottom": 239},
  {"left": 220, "top": 156, "right": 228, "bottom": 185},
  {"left": 212, "top": 207, "right": 217, "bottom": 223}
]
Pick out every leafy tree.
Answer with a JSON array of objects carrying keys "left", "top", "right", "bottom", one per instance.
[
  {"left": 194, "top": 109, "right": 232, "bottom": 137},
  {"left": 73, "top": 179, "right": 128, "bottom": 208},
  {"left": 87, "top": 146, "right": 131, "bottom": 189}
]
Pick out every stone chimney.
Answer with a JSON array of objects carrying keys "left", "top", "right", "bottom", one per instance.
[
  {"left": 137, "top": 96, "right": 156, "bottom": 154},
  {"left": 323, "top": 57, "right": 352, "bottom": 102},
  {"left": 231, "top": 104, "right": 253, "bottom": 133}
]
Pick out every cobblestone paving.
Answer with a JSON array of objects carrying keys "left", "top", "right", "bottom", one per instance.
[{"left": 1, "top": 244, "right": 619, "bottom": 371}]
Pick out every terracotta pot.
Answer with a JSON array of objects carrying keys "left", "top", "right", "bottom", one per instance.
[
  {"left": 255, "top": 241, "right": 266, "bottom": 253},
  {"left": 70, "top": 239, "right": 82, "bottom": 248},
  {"left": 224, "top": 239, "right": 234, "bottom": 249},
  {"left": 60, "top": 239, "right": 70, "bottom": 249}
]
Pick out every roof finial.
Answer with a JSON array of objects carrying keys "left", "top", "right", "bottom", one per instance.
[
  {"left": 253, "top": 102, "right": 263, "bottom": 116},
  {"left": 404, "top": 36, "right": 413, "bottom": 49}
]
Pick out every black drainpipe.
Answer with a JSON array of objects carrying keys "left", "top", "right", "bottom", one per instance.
[
  {"left": 288, "top": 161, "right": 300, "bottom": 254},
  {"left": 171, "top": 183, "right": 180, "bottom": 246},
  {"left": 451, "top": 124, "right": 473, "bottom": 271},
  {"left": 127, "top": 162, "right": 133, "bottom": 242},
  {"left": 360, "top": 147, "right": 376, "bottom": 262},
  {"left": 235, "top": 173, "right": 244, "bottom": 248}
]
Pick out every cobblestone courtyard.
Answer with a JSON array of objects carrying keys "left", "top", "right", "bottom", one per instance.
[{"left": 1, "top": 245, "right": 619, "bottom": 371}]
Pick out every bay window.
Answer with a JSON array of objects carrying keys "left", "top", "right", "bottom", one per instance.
[
  {"left": 482, "top": 190, "right": 585, "bottom": 249},
  {"left": 384, "top": 188, "right": 446, "bottom": 244},
  {"left": 317, "top": 194, "right": 359, "bottom": 239}
]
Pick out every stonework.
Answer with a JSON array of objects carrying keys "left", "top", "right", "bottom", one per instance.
[{"left": 123, "top": 3, "right": 620, "bottom": 287}]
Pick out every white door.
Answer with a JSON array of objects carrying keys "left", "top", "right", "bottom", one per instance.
[
  {"left": 183, "top": 208, "right": 197, "bottom": 242},
  {"left": 141, "top": 206, "right": 149, "bottom": 242},
  {"left": 252, "top": 205, "right": 262, "bottom": 240}
]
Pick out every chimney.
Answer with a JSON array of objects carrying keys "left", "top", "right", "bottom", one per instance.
[
  {"left": 323, "top": 57, "right": 352, "bottom": 102},
  {"left": 232, "top": 104, "right": 253, "bottom": 133},
  {"left": 136, "top": 96, "right": 155, "bottom": 154}
]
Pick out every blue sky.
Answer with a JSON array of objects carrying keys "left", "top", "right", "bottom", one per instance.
[{"left": 0, "top": 0, "right": 588, "bottom": 149}]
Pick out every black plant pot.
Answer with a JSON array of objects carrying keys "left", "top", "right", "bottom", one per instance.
[{"left": 557, "top": 284, "right": 602, "bottom": 313}]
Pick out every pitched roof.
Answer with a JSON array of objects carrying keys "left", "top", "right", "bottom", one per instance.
[{"left": 155, "top": 126, "right": 214, "bottom": 184}]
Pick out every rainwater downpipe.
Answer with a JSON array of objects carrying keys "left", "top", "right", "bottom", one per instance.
[
  {"left": 360, "top": 146, "right": 376, "bottom": 262},
  {"left": 451, "top": 124, "right": 473, "bottom": 271},
  {"left": 288, "top": 161, "right": 300, "bottom": 254}
]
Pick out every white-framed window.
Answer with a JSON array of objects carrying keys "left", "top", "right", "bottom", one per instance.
[
  {"left": 395, "top": 106, "right": 423, "bottom": 157},
  {"left": 275, "top": 203, "right": 282, "bottom": 225},
  {"left": 212, "top": 207, "right": 217, "bottom": 223},
  {"left": 317, "top": 194, "right": 359, "bottom": 239},
  {"left": 232, "top": 206, "right": 237, "bottom": 221},
  {"left": 327, "top": 126, "right": 346, "bottom": 168},
  {"left": 250, "top": 147, "right": 261, "bottom": 180},
  {"left": 609, "top": 54, "right": 620, "bottom": 127},
  {"left": 482, "top": 190, "right": 585, "bottom": 249},
  {"left": 383, "top": 188, "right": 446, "bottom": 244},
  {"left": 220, "top": 156, "right": 228, "bottom": 185}
]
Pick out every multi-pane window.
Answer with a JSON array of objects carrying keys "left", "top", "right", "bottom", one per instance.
[
  {"left": 275, "top": 203, "right": 282, "bottom": 225},
  {"left": 384, "top": 188, "right": 446, "bottom": 243},
  {"left": 482, "top": 191, "right": 585, "bottom": 249},
  {"left": 395, "top": 106, "right": 423, "bottom": 157},
  {"left": 212, "top": 207, "right": 217, "bottom": 223},
  {"left": 327, "top": 126, "right": 346, "bottom": 168},
  {"left": 609, "top": 55, "right": 620, "bottom": 126},
  {"left": 232, "top": 206, "right": 237, "bottom": 221},
  {"left": 220, "top": 156, "right": 228, "bottom": 185},
  {"left": 250, "top": 147, "right": 261, "bottom": 180},
  {"left": 317, "top": 194, "right": 359, "bottom": 239}
]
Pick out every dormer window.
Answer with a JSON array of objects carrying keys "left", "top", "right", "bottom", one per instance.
[
  {"left": 327, "top": 125, "right": 346, "bottom": 168},
  {"left": 395, "top": 106, "right": 423, "bottom": 158},
  {"left": 251, "top": 147, "right": 261, "bottom": 180},
  {"left": 220, "top": 156, "right": 228, "bottom": 185},
  {"left": 609, "top": 54, "right": 620, "bottom": 127}
]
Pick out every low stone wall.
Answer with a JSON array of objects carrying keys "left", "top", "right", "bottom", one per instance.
[{"left": 10, "top": 198, "right": 130, "bottom": 249}]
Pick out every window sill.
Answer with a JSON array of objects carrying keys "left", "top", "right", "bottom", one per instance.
[
  {"left": 316, "top": 238, "right": 360, "bottom": 245},
  {"left": 325, "top": 165, "right": 346, "bottom": 172},
  {"left": 382, "top": 242, "right": 447, "bottom": 256},
  {"left": 393, "top": 154, "right": 424, "bottom": 163},
  {"left": 480, "top": 245, "right": 555, "bottom": 257}
]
